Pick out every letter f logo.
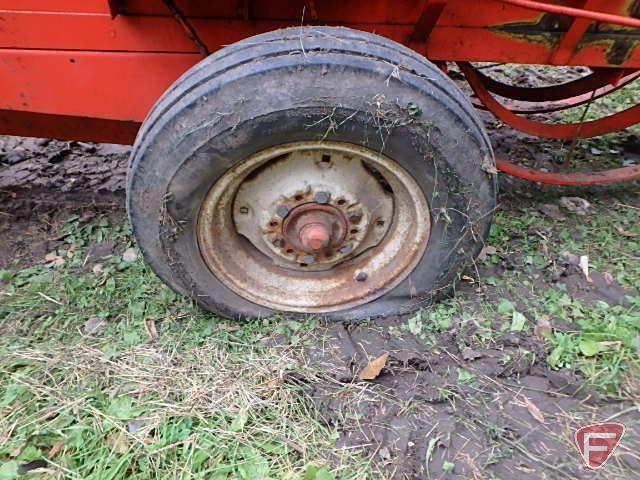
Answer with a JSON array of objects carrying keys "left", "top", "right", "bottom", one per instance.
[{"left": 575, "top": 423, "right": 625, "bottom": 469}]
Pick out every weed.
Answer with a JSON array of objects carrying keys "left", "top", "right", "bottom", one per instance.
[
  {"left": 544, "top": 293, "right": 640, "bottom": 394},
  {"left": 0, "top": 217, "right": 371, "bottom": 479}
]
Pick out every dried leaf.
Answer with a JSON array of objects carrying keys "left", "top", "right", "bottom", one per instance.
[
  {"left": 477, "top": 245, "right": 497, "bottom": 262},
  {"left": 66, "top": 244, "right": 77, "bottom": 258},
  {"left": 481, "top": 155, "right": 498, "bottom": 175},
  {"left": 378, "top": 446, "right": 391, "bottom": 460},
  {"left": 92, "top": 263, "right": 104, "bottom": 276},
  {"left": 266, "top": 378, "right": 281, "bottom": 389},
  {"left": 603, "top": 271, "right": 614, "bottom": 285},
  {"left": 615, "top": 224, "right": 637, "bottom": 237},
  {"left": 598, "top": 341, "right": 622, "bottom": 352},
  {"left": 122, "top": 248, "right": 138, "bottom": 263},
  {"left": 578, "top": 255, "right": 592, "bottom": 283},
  {"left": 357, "top": 352, "right": 389, "bottom": 380},
  {"left": 524, "top": 397, "right": 545, "bottom": 423},
  {"left": 106, "top": 432, "right": 129, "bottom": 454},
  {"left": 144, "top": 318, "right": 158, "bottom": 340},
  {"left": 216, "top": 323, "right": 241, "bottom": 332},
  {"left": 560, "top": 196, "right": 591, "bottom": 216},
  {"left": 83, "top": 316, "right": 106, "bottom": 335},
  {"left": 533, "top": 316, "right": 552, "bottom": 338},
  {"left": 48, "top": 440, "right": 65, "bottom": 459},
  {"left": 44, "top": 252, "right": 65, "bottom": 267}
]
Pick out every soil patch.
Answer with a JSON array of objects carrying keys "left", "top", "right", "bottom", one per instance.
[{"left": 305, "top": 306, "right": 638, "bottom": 479}]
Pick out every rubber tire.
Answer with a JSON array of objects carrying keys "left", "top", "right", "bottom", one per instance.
[{"left": 127, "top": 26, "right": 497, "bottom": 321}]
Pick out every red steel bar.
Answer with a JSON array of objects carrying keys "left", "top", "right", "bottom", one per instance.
[
  {"left": 498, "top": 0, "right": 640, "bottom": 28},
  {"left": 471, "top": 71, "right": 640, "bottom": 114},
  {"left": 469, "top": 69, "right": 625, "bottom": 102},
  {"left": 495, "top": 158, "right": 640, "bottom": 185},
  {"left": 460, "top": 62, "right": 640, "bottom": 139}
]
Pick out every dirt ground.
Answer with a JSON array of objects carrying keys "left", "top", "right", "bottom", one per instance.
[{"left": 0, "top": 137, "right": 127, "bottom": 270}]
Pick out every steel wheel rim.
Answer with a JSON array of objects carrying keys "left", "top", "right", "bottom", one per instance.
[{"left": 197, "top": 141, "right": 430, "bottom": 313}]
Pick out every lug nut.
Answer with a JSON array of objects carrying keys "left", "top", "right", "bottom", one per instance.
[
  {"left": 302, "top": 255, "right": 315, "bottom": 265},
  {"left": 276, "top": 205, "right": 290, "bottom": 218},
  {"left": 339, "top": 244, "right": 353, "bottom": 255},
  {"left": 355, "top": 271, "right": 368, "bottom": 282},
  {"left": 272, "top": 238, "right": 285, "bottom": 248},
  {"left": 314, "top": 191, "right": 330, "bottom": 204},
  {"left": 348, "top": 214, "right": 362, "bottom": 225}
]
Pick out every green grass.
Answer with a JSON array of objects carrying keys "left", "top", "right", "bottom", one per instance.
[
  {"left": 0, "top": 217, "right": 371, "bottom": 479},
  {"left": 543, "top": 291, "right": 640, "bottom": 395},
  {"left": 488, "top": 196, "right": 640, "bottom": 290},
  {"left": 484, "top": 194, "right": 640, "bottom": 394},
  {"left": 397, "top": 191, "right": 640, "bottom": 395}
]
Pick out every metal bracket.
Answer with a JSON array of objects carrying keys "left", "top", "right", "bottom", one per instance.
[
  {"left": 107, "top": 0, "right": 121, "bottom": 18},
  {"left": 409, "top": 0, "right": 446, "bottom": 43},
  {"left": 162, "top": 0, "right": 210, "bottom": 57}
]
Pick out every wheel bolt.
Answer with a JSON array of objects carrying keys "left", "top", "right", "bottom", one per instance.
[
  {"left": 314, "top": 191, "right": 330, "bottom": 204},
  {"left": 355, "top": 271, "right": 368, "bottom": 282},
  {"left": 276, "top": 205, "right": 290, "bottom": 218},
  {"left": 339, "top": 244, "right": 353, "bottom": 255}
]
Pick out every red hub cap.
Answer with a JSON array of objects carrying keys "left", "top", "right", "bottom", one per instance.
[
  {"left": 282, "top": 203, "right": 347, "bottom": 254},
  {"left": 299, "top": 223, "right": 331, "bottom": 251}
]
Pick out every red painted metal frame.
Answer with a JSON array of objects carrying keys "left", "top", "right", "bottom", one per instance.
[
  {"left": 496, "top": 158, "right": 640, "bottom": 185},
  {"left": 460, "top": 62, "right": 640, "bottom": 139},
  {"left": 0, "top": 0, "right": 639, "bottom": 184},
  {"left": 467, "top": 69, "right": 626, "bottom": 102},
  {"left": 498, "top": 0, "right": 640, "bottom": 29},
  {"left": 471, "top": 71, "right": 640, "bottom": 113}
]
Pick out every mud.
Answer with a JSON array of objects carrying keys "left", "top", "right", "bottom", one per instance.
[
  {"left": 0, "top": 193, "right": 125, "bottom": 270},
  {"left": 0, "top": 136, "right": 126, "bottom": 269},
  {"left": 0, "top": 136, "right": 129, "bottom": 194},
  {"left": 301, "top": 260, "right": 638, "bottom": 478}
]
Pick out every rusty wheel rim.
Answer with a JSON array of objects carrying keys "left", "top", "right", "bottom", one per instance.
[{"left": 197, "top": 141, "right": 430, "bottom": 313}]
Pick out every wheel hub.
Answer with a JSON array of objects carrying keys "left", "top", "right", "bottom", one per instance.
[
  {"left": 283, "top": 203, "right": 347, "bottom": 254},
  {"left": 232, "top": 145, "right": 394, "bottom": 271}
]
